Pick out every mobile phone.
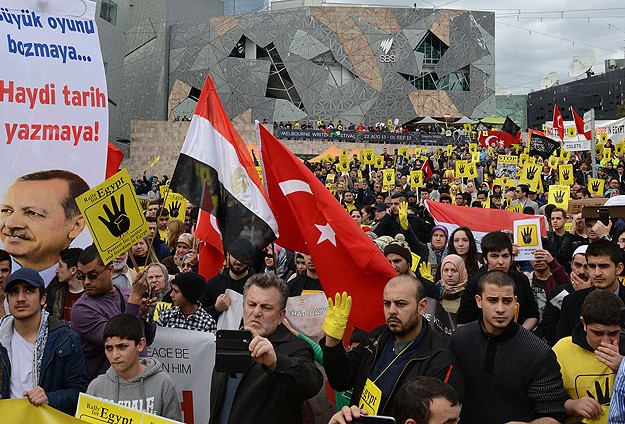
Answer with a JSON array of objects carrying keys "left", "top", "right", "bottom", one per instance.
[
  {"left": 353, "top": 416, "right": 396, "bottom": 423},
  {"left": 598, "top": 207, "right": 610, "bottom": 226},
  {"left": 215, "top": 330, "right": 252, "bottom": 373}
]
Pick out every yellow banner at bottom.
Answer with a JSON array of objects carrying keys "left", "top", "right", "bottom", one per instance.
[
  {"left": 0, "top": 398, "right": 84, "bottom": 424},
  {"left": 76, "top": 393, "right": 182, "bottom": 424}
]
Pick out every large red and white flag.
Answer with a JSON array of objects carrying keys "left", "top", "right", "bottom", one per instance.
[
  {"left": 170, "top": 76, "right": 278, "bottom": 279},
  {"left": 258, "top": 124, "right": 395, "bottom": 331},
  {"left": 571, "top": 106, "right": 592, "bottom": 140},
  {"left": 553, "top": 105, "right": 565, "bottom": 141},
  {"left": 425, "top": 201, "right": 547, "bottom": 249},
  {"left": 478, "top": 130, "right": 519, "bottom": 148}
]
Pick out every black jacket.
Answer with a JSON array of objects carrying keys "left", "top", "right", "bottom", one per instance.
[
  {"left": 556, "top": 286, "right": 625, "bottom": 341},
  {"left": 456, "top": 268, "right": 539, "bottom": 325},
  {"left": 320, "top": 323, "right": 464, "bottom": 416},
  {"left": 209, "top": 324, "right": 323, "bottom": 424},
  {"left": 199, "top": 269, "right": 254, "bottom": 321}
]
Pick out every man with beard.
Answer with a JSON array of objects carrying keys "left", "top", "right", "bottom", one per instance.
[
  {"left": 320, "top": 275, "right": 463, "bottom": 417},
  {"left": 287, "top": 254, "right": 322, "bottom": 296},
  {"left": 110, "top": 251, "right": 137, "bottom": 289},
  {"left": 199, "top": 238, "right": 255, "bottom": 321}
]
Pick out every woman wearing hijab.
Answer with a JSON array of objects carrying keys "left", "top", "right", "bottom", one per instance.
[
  {"left": 436, "top": 254, "right": 468, "bottom": 317},
  {"left": 427, "top": 225, "right": 448, "bottom": 278}
]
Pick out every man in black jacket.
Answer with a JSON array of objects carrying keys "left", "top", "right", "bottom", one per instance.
[
  {"left": 199, "top": 238, "right": 255, "bottom": 321},
  {"left": 209, "top": 273, "right": 322, "bottom": 424},
  {"left": 456, "top": 231, "right": 540, "bottom": 331},
  {"left": 450, "top": 271, "right": 565, "bottom": 424},
  {"left": 320, "top": 275, "right": 463, "bottom": 417}
]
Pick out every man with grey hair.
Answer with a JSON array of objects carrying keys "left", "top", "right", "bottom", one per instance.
[{"left": 209, "top": 273, "right": 323, "bottom": 424}]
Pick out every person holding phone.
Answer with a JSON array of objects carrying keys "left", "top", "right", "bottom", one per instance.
[
  {"left": 209, "top": 273, "right": 323, "bottom": 424},
  {"left": 320, "top": 275, "right": 463, "bottom": 418}
]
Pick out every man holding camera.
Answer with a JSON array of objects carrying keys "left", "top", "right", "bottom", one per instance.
[{"left": 209, "top": 273, "right": 323, "bottom": 424}]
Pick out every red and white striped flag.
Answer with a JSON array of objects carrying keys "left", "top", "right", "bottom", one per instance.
[
  {"left": 425, "top": 201, "right": 547, "bottom": 250},
  {"left": 170, "top": 76, "right": 278, "bottom": 279}
]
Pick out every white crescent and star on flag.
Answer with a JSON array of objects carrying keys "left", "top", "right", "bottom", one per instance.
[{"left": 278, "top": 179, "right": 337, "bottom": 246}]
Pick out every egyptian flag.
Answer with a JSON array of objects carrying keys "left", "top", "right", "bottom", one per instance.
[
  {"left": 571, "top": 106, "right": 592, "bottom": 140},
  {"left": 258, "top": 124, "right": 395, "bottom": 331},
  {"left": 426, "top": 200, "right": 547, "bottom": 250},
  {"left": 553, "top": 105, "right": 565, "bottom": 141},
  {"left": 170, "top": 76, "right": 278, "bottom": 276}
]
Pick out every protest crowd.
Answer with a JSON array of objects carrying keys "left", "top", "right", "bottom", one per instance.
[{"left": 4, "top": 116, "right": 625, "bottom": 424}]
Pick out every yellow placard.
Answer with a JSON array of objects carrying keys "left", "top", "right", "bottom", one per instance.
[
  {"left": 150, "top": 155, "right": 160, "bottom": 167},
  {"left": 75, "top": 169, "right": 149, "bottom": 265},
  {"left": 600, "top": 132, "right": 609, "bottom": 143},
  {"left": 519, "top": 154, "right": 528, "bottom": 166},
  {"left": 567, "top": 127, "right": 576, "bottom": 138},
  {"left": 159, "top": 184, "right": 170, "bottom": 198},
  {"left": 410, "top": 252, "right": 421, "bottom": 272},
  {"left": 520, "top": 163, "right": 541, "bottom": 184},
  {"left": 335, "top": 160, "right": 349, "bottom": 173},
  {"left": 487, "top": 146, "right": 494, "bottom": 156},
  {"left": 447, "top": 144, "right": 453, "bottom": 156},
  {"left": 467, "top": 162, "right": 478, "bottom": 179},
  {"left": 498, "top": 155, "right": 518, "bottom": 165},
  {"left": 382, "top": 169, "right": 395, "bottom": 190},
  {"left": 548, "top": 185, "right": 571, "bottom": 208},
  {"left": 493, "top": 177, "right": 509, "bottom": 188},
  {"left": 560, "top": 149, "right": 571, "bottom": 161},
  {"left": 507, "top": 204, "right": 523, "bottom": 213},
  {"left": 374, "top": 155, "right": 385, "bottom": 169},
  {"left": 360, "top": 379, "right": 382, "bottom": 415},
  {"left": 595, "top": 142, "right": 604, "bottom": 155},
  {"left": 564, "top": 222, "right": 573, "bottom": 232},
  {"left": 482, "top": 197, "right": 491, "bottom": 208},
  {"left": 469, "top": 143, "right": 477, "bottom": 154},
  {"left": 588, "top": 178, "right": 605, "bottom": 195},
  {"left": 398, "top": 147, "right": 409, "bottom": 158},
  {"left": 326, "top": 173, "right": 336, "bottom": 183},
  {"left": 76, "top": 393, "right": 182, "bottom": 423},
  {"left": 517, "top": 224, "right": 539, "bottom": 247},
  {"left": 616, "top": 143, "right": 625, "bottom": 155},
  {"left": 464, "top": 123, "right": 472, "bottom": 132},
  {"left": 388, "top": 119, "right": 393, "bottom": 127},
  {"left": 326, "top": 154, "right": 335, "bottom": 163},
  {"left": 138, "top": 196, "right": 150, "bottom": 211},
  {"left": 341, "top": 147, "right": 348, "bottom": 158},
  {"left": 455, "top": 160, "right": 468, "bottom": 177},
  {"left": 362, "top": 149, "right": 375, "bottom": 164},
  {"left": 164, "top": 191, "right": 186, "bottom": 222},
  {"left": 604, "top": 148, "right": 612, "bottom": 160},
  {"left": 472, "top": 152, "right": 480, "bottom": 163},
  {"left": 548, "top": 156, "right": 559, "bottom": 169},
  {"left": 410, "top": 170, "right": 423, "bottom": 188},
  {"left": 0, "top": 398, "right": 85, "bottom": 423},
  {"left": 559, "top": 164, "right": 574, "bottom": 185},
  {"left": 512, "top": 144, "right": 519, "bottom": 155}
]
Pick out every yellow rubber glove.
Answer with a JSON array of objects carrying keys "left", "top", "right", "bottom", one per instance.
[
  {"left": 419, "top": 261, "right": 434, "bottom": 282},
  {"left": 399, "top": 201, "right": 409, "bottom": 231},
  {"left": 322, "top": 292, "right": 352, "bottom": 340}
]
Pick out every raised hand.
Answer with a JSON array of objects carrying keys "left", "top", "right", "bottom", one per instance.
[
  {"left": 98, "top": 194, "right": 130, "bottom": 237},
  {"left": 169, "top": 200, "right": 182, "bottom": 218}
]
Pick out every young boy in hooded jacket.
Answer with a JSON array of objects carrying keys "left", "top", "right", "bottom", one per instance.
[{"left": 86, "top": 313, "right": 182, "bottom": 421}]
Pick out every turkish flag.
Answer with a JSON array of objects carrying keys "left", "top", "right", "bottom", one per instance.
[
  {"left": 258, "top": 124, "right": 396, "bottom": 331},
  {"left": 571, "top": 106, "right": 591, "bottom": 140},
  {"left": 478, "top": 130, "right": 519, "bottom": 148},
  {"left": 553, "top": 105, "right": 565, "bottom": 141},
  {"left": 422, "top": 159, "right": 433, "bottom": 179},
  {"left": 106, "top": 142, "right": 124, "bottom": 179}
]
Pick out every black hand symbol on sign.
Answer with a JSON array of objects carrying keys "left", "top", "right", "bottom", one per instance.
[
  {"left": 527, "top": 166, "right": 538, "bottom": 180},
  {"left": 98, "top": 194, "right": 131, "bottom": 237},
  {"left": 468, "top": 164, "right": 475, "bottom": 174},
  {"left": 366, "top": 153, "right": 372, "bottom": 160},
  {"left": 169, "top": 201, "right": 182, "bottom": 218},
  {"left": 592, "top": 180, "right": 601, "bottom": 192},
  {"left": 562, "top": 169, "right": 570, "bottom": 180},
  {"left": 386, "top": 174, "right": 392, "bottom": 182},
  {"left": 459, "top": 164, "right": 465, "bottom": 173},
  {"left": 521, "top": 227, "right": 533, "bottom": 244},
  {"left": 554, "top": 190, "right": 565, "bottom": 203}
]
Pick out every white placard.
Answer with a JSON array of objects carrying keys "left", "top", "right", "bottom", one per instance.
[
  {"left": 513, "top": 218, "right": 542, "bottom": 261},
  {"left": 217, "top": 289, "right": 244, "bottom": 330}
]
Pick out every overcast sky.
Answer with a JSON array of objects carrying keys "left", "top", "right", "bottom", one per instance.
[{"left": 327, "top": 0, "right": 625, "bottom": 94}]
